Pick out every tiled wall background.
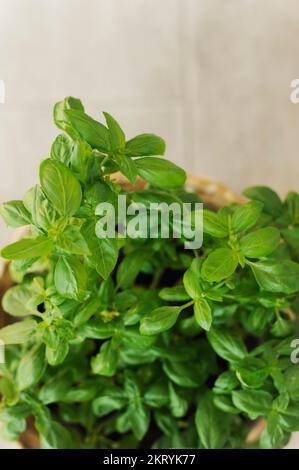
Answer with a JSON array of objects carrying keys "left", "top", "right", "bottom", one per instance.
[{"left": 1, "top": 0, "right": 299, "bottom": 449}]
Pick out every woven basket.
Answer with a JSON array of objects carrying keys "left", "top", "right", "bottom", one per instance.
[{"left": 1, "top": 174, "right": 265, "bottom": 449}]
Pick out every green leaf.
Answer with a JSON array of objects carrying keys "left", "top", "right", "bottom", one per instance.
[
  {"left": 94, "top": 237, "right": 119, "bottom": 280},
  {"left": 23, "top": 185, "right": 57, "bottom": 231},
  {"left": 243, "top": 186, "right": 283, "bottom": 217},
  {"left": 78, "top": 318, "right": 116, "bottom": 339},
  {"left": 240, "top": 227, "right": 280, "bottom": 258},
  {"left": 123, "top": 372, "right": 150, "bottom": 440},
  {"left": 54, "top": 256, "right": 87, "bottom": 301},
  {"left": 143, "top": 380, "right": 169, "bottom": 408},
  {"left": 163, "top": 360, "right": 207, "bottom": 388},
  {"left": 270, "top": 315, "right": 292, "bottom": 338},
  {"left": 235, "top": 357, "right": 269, "bottom": 388},
  {"left": 207, "top": 327, "right": 247, "bottom": 362},
  {"left": 40, "top": 159, "right": 82, "bottom": 217},
  {"left": 103, "top": 112, "right": 125, "bottom": 150},
  {"left": 202, "top": 210, "right": 228, "bottom": 238},
  {"left": 113, "top": 153, "right": 137, "bottom": 184},
  {"left": 2, "top": 285, "right": 35, "bottom": 317},
  {"left": 91, "top": 340, "right": 118, "bottom": 376},
  {"left": 57, "top": 225, "right": 90, "bottom": 256},
  {"left": 1, "top": 237, "right": 53, "bottom": 260},
  {"left": 17, "top": 344, "right": 46, "bottom": 391},
  {"left": 136, "top": 157, "right": 186, "bottom": 189},
  {"left": 284, "top": 365, "right": 299, "bottom": 400},
  {"left": 128, "top": 401, "right": 150, "bottom": 441},
  {"left": 0, "top": 200, "right": 31, "bottom": 228},
  {"left": 125, "top": 133, "right": 166, "bottom": 157},
  {"left": 53, "top": 96, "right": 84, "bottom": 138},
  {"left": 168, "top": 382, "right": 188, "bottom": 418},
  {"left": 46, "top": 340, "right": 69, "bottom": 366},
  {"left": 194, "top": 298, "right": 212, "bottom": 331},
  {"left": 51, "top": 134, "right": 73, "bottom": 165},
  {"left": 92, "top": 388, "right": 126, "bottom": 417},
  {"left": 83, "top": 222, "right": 119, "bottom": 280},
  {"left": 116, "top": 249, "right": 150, "bottom": 288},
  {"left": 140, "top": 306, "right": 182, "bottom": 336},
  {"left": 231, "top": 201, "right": 263, "bottom": 233},
  {"left": 0, "top": 319, "right": 36, "bottom": 344},
  {"left": 214, "top": 371, "right": 239, "bottom": 393},
  {"left": 231, "top": 389, "right": 273, "bottom": 418},
  {"left": 195, "top": 392, "right": 227, "bottom": 449},
  {"left": 201, "top": 248, "right": 238, "bottom": 282},
  {"left": 39, "top": 370, "right": 73, "bottom": 405},
  {"left": 183, "top": 261, "right": 202, "bottom": 299},
  {"left": 249, "top": 260, "right": 299, "bottom": 294},
  {"left": 65, "top": 109, "right": 110, "bottom": 151},
  {"left": 285, "top": 191, "right": 299, "bottom": 224},
  {"left": 159, "top": 286, "right": 189, "bottom": 302}
]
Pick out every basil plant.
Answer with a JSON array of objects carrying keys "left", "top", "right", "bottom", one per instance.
[{"left": 1, "top": 97, "right": 299, "bottom": 449}]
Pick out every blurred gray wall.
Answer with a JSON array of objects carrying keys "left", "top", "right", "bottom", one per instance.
[{"left": 1, "top": 0, "right": 299, "bottom": 247}]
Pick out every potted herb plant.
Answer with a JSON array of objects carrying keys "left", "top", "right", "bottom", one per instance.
[{"left": 0, "top": 97, "right": 299, "bottom": 449}]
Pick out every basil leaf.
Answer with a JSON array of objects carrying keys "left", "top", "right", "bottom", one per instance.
[
  {"left": 40, "top": 159, "right": 82, "bottom": 217},
  {"left": 84, "top": 222, "right": 119, "bottom": 280},
  {"left": 140, "top": 306, "right": 182, "bottom": 336},
  {"left": 39, "top": 370, "right": 73, "bottom": 405},
  {"left": 163, "top": 360, "right": 207, "bottom": 388},
  {"left": 207, "top": 327, "right": 247, "bottom": 362},
  {"left": 92, "top": 388, "right": 126, "bottom": 417},
  {"left": 91, "top": 340, "right": 118, "bottom": 376},
  {"left": 17, "top": 344, "right": 46, "bottom": 391},
  {"left": 202, "top": 248, "right": 238, "bottom": 282},
  {"left": 159, "top": 286, "right": 189, "bottom": 302},
  {"left": 143, "top": 380, "right": 169, "bottom": 408},
  {"left": 243, "top": 186, "right": 283, "bottom": 217},
  {"left": 195, "top": 392, "right": 227, "bottom": 449},
  {"left": 1, "top": 237, "right": 53, "bottom": 260},
  {"left": 46, "top": 340, "right": 69, "bottom": 366},
  {"left": 2, "top": 284, "right": 35, "bottom": 317},
  {"left": 53, "top": 96, "right": 84, "bottom": 138},
  {"left": 57, "top": 225, "right": 90, "bottom": 256},
  {"left": 54, "top": 255, "right": 87, "bottom": 300},
  {"left": 125, "top": 133, "right": 165, "bottom": 157},
  {"left": 235, "top": 357, "right": 269, "bottom": 389},
  {"left": 249, "top": 260, "right": 299, "bottom": 293},
  {"left": 78, "top": 318, "right": 116, "bottom": 340},
  {"left": 136, "top": 157, "right": 186, "bottom": 189},
  {"left": 231, "top": 201, "right": 263, "bottom": 233},
  {"left": 0, "top": 200, "right": 31, "bottom": 228},
  {"left": 284, "top": 365, "right": 299, "bottom": 400},
  {"left": 231, "top": 389, "right": 273, "bottom": 418},
  {"left": 183, "top": 263, "right": 202, "bottom": 299},
  {"left": 240, "top": 227, "right": 280, "bottom": 258},
  {"left": 116, "top": 249, "right": 150, "bottom": 288},
  {"left": 113, "top": 153, "right": 137, "bottom": 184},
  {"left": 23, "top": 185, "right": 57, "bottom": 231},
  {"left": 0, "top": 319, "right": 36, "bottom": 344},
  {"left": 51, "top": 134, "right": 73, "bottom": 165},
  {"left": 65, "top": 109, "right": 110, "bottom": 151},
  {"left": 202, "top": 210, "right": 228, "bottom": 238},
  {"left": 94, "top": 237, "right": 119, "bottom": 280},
  {"left": 103, "top": 112, "right": 125, "bottom": 150},
  {"left": 194, "top": 298, "right": 212, "bottom": 331},
  {"left": 168, "top": 382, "right": 188, "bottom": 418}
]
